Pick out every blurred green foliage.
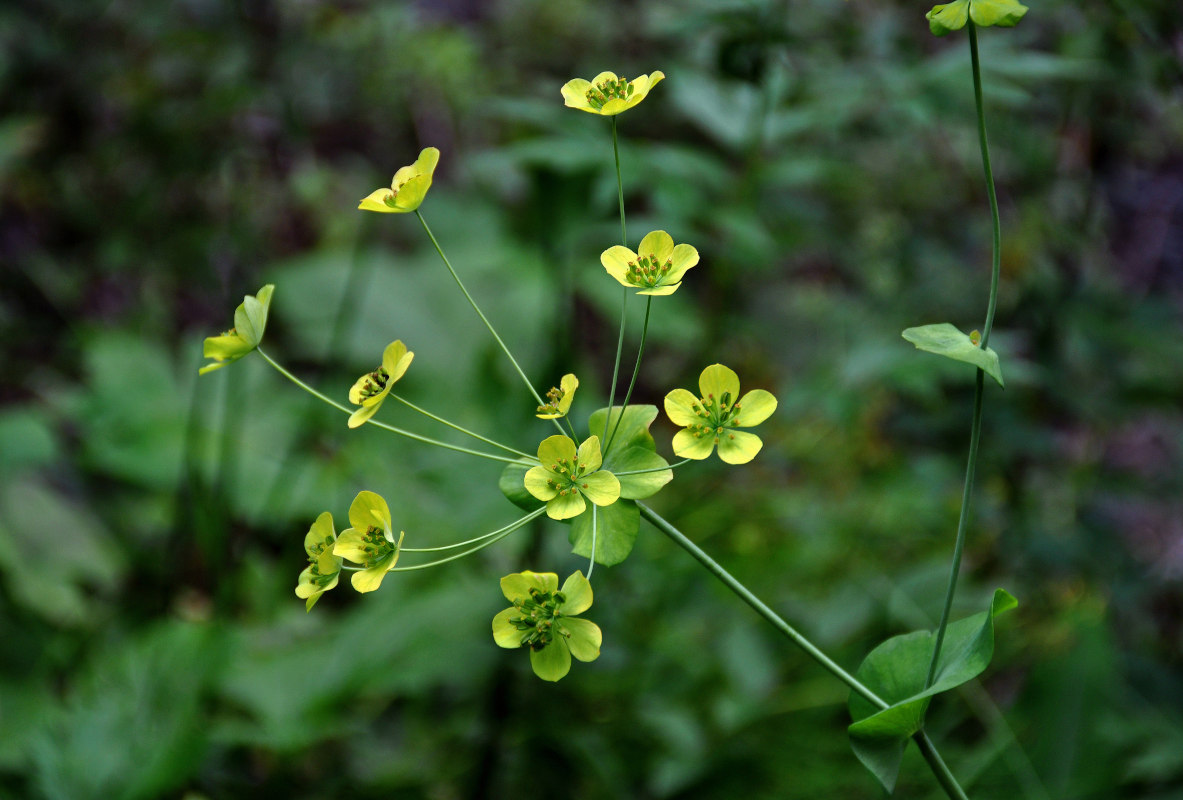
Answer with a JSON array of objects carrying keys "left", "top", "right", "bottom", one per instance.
[{"left": 2, "top": 0, "right": 1182, "bottom": 797}]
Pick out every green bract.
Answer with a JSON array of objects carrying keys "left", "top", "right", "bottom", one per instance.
[
  {"left": 524, "top": 435, "right": 621, "bottom": 520},
  {"left": 358, "top": 147, "right": 440, "bottom": 213},
  {"left": 536, "top": 373, "right": 579, "bottom": 419},
  {"left": 199, "top": 284, "right": 274, "bottom": 375},
  {"left": 295, "top": 511, "right": 342, "bottom": 611},
  {"left": 492, "top": 570, "right": 602, "bottom": 682},
  {"left": 601, "top": 230, "right": 699, "bottom": 296},
  {"left": 902, "top": 323, "right": 1004, "bottom": 387},
  {"left": 347, "top": 340, "right": 414, "bottom": 429},
  {"left": 926, "top": 0, "right": 1028, "bottom": 35},
  {"left": 332, "top": 491, "right": 404, "bottom": 593},
  {"left": 664, "top": 364, "right": 778, "bottom": 464},
  {"left": 561, "top": 71, "right": 665, "bottom": 116}
]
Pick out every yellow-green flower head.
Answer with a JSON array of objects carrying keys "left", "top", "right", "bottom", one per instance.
[
  {"left": 347, "top": 340, "right": 414, "bottom": 429},
  {"left": 295, "top": 511, "right": 343, "bottom": 611},
  {"left": 332, "top": 490, "right": 404, "bottom": 593},
  {"left": 492, "top": 570, "right": 602, "bottom": 682},
  {"left": 664, "top": 364, "right": 777, "bottom": 465},
  {"left": 199, "top": 284, "right": 274, "bottom": 375},
  {"left": 561, "top": 71, "right": 665, "bottom": 116},
  {"left": 358, "top": 147, "right": 440, "bottom": 213},
  {"left": 601, "top": 230, "right": 699, "bottom": 296},
  {"left": 926, "top": 0, "right": 1028, "bottom": 35},
  {"left": 524, "top": 435, "right": 621, "bottom": 520},
  {"left": 536, "top": 373, "right": 579, "bottom": 419}
]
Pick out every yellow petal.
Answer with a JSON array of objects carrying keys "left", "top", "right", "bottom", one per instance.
[{"left": 716, "top": 430, "right": 764, "bottom": 465}]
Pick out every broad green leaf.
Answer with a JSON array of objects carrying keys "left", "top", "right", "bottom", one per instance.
[
  {"left": 902, "top": 323, "right": 1004, "bottom": 387},
  {"left": 498, "top": 461, "right": 544, "bottom": 511},
  {"left": 608, "top": 446, "right": 673, "bottom": 500},
  {"left": 569, "top": 500, "right": 640, "bottom": 566},
  {"left": 847, "top": 589, "right": 1017, "bottom": 792},
  {"left": 588, "top": 405, "right": 658, "bottom": 458}
]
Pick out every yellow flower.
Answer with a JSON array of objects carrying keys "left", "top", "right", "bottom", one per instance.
[
  {"left": 561, "top": 71, "right": 665, "bottom": 116},
  {"left": 664, "top": 364, "right": 777, "bottom": 464},
  {"left": 332, "top": 491, "right": 404, "bottom": 593},
  {"left": 347, "top": 340, "right": 414, "bottom": 429},
  {"left": 358, "top": 147, "right": 440, "bottom": 213},
  {"left": 926, "top": 0, "right": 1027, "bottom": 35},
  {"left": 536, "top": 374, "right": 579, "bottom": 419},
  {"left": 199, "top": 284, "right": 274, "bottom": 375},
  {"left": 295, "top": 511, "right": 342, "bottom": 611},
  {"left": 601, "top": 230, "right": 699, "bottom": 296},
  {"left": 492, "top": 570, "right": 602, "bottom": 682},
  {"left": 524, "top": 435, "right": 620, "bottom": 520}
]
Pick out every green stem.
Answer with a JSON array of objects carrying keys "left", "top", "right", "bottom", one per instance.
[
  {"left": 638, "top": 502, "right": 971, "bottom": 799},
  {"left": 605, "top": 296, "right": 651, "bottom": 454},
  {"left": 925, "top": 20, "right": 1002, "bottom": 689},
  {"left": 970, "top": 21, "right": 1002, "bottom": 349},
  {"left": 615, "top": 458, "right": 691, "bottom": 476},
  {"left": 257, "top": 348, "right": 526, "bottom": 466},
  {"left": 915, "top": 731, "right": 972, "bottom": 800},
  {"left": 399, "top": 509, "right": 546, "bottom": 555},
  {"left": 415, "top": 211, "right": 562, "bottom": 435},
  {"left": 604, "top": 117, "right": 630, "bottom": 437},
  {"left": 637, "top": 502, "right": 886, "bottom": 709},
  {"left": 391, "top": 509, "right": 547, "bottom": 571},
  {"left": 587, "top": 505, "right": 598, "bottom": 580},
  {"left": 390, "top": 392, "right": 533, "bottom": 459}
]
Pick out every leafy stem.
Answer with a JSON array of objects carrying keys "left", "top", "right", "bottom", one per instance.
[
  {"left": 637, "top": 502, "right": 971, "bottom": 799},
  {"left": 256, "top": 348, "right": 527, "bottom": 466},
  {"left": 924, "top": 20, "right": 1002, "bottom": 691}
]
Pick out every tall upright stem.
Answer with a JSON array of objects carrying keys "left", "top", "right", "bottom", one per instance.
[
  {"left": 605, "top": 296, "right": 651, "bottom": 454},
  {"left": 925, "top": 20, "right": 1002, "bottom": 688}
]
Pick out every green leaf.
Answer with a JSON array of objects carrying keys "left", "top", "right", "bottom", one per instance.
[
  {"left": 608, "top": 446, "right": 673, "bottom": 500},
  {"left": 847, "top": 589, "right": 1017, "bottom": 792},
  {"left": 588, "top": 405, "right": 658, "bottom": 458},
  {"left": 901, "top": 323, "right": 1004, "bottom": 387},
  {"left": 498, "top": 460, "right": 544, "bottom": 511},
  {"left": 569, "top": 500, "right": 640, "bottom": 566}
]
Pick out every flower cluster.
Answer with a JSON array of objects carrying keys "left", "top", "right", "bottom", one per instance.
[
  {"left": 561, "top": 71, "right": 664, "bottom": 116},
  {"left": 348, "top": 340, "right": 414, "bottom": 428},
  {"left": 199, "top": 284, "right": 274, "bottom": 375},
  {"left": 358, "top": 147, "right": 440, "bottom": 214},
  {"left": 524, "top": 435, "right": 620, "bottom": 520},
  {"left": 665, "top": 364, "right": 778, "bottom": 465},
  {"left": 537, "top": 373, "right": 579, "bottom": 419},
  {"left": 601, "top": 231, "right": 699, "bottom": 296}
]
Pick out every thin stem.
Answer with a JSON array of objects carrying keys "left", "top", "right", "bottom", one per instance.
[
  {"left": 390, "top": 392, "right": 533, "bottom": 459},
  {"left": 257, "top": 348, "right": 526, "bottom": 465},
  {"left": 925, "top": 20, "right": 1002, "bottom": 688},
  {"left": 400, "top": 509, "right": 547, "bottom": 554},
  {"left": 415, "top": 211, "right": 563, "bottom": 436},
  {"left": 615, "top": 458, "right": 691, "bottom": 476},
  {"left": 612, "top": 116, "right": 627, "bottom": 247},
  {"left": 605, "top": 296, "right": 651, "bottom": 454},
  {"left": 926, "top": 369, "right": 985, "bottom": 687},
  {"left": 638, "top": 502, "right": 972, "bottom": 800},
  {"left": 637, "top": 502, "right": 886, "bottom": 709},
  {"left": 969, "top": 21, "right": 1002, "bottom": 348},
  {"left": 915, "top": 731, "right": 972, "bottom": 800},
  {"left": 391, "top": 508, "right": 547, "bottom": 570},
  {"left": 603, "top": 116, "right": 630, "bottom": 443},
  {"left": 587, "top": 505, "right": 598, "bottom": 580}
]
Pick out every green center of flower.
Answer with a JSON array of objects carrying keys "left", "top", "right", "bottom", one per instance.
[
  {"left": 585, "top": 76, "right": 636, "bottom": 109},
  {"left": 307, "top": 532, "right": 334, "bottom": 559},
  {"left": 684, "top": 391, "right": 743, "bottom": 440},
  {"left": 545, "top": 454, "right": 593, "bottom": 497},
  {"left": 625, "top": 253, "right": 673, "bottom": 288},
  {"left": 305, "top": 562, "right": 336, "bottom": 588},
  {"left": 356, "top": 367, "right": 390, "bottom": 401},
  {"left": 382, "top": 191, "right": 400, "bottom": 208},
  {"left": 536, "top": 385, "right": 568, "bottom": 416},
  {"left": 357, "top": 525, "right": 395, "bottom": 568},
  {"left": 508, "top": 587, "right": 569, "bottom": 650}
]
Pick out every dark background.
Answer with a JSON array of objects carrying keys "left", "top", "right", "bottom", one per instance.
[{"left": 2, "top": 0, "right": 1182, "bottom": 797}]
